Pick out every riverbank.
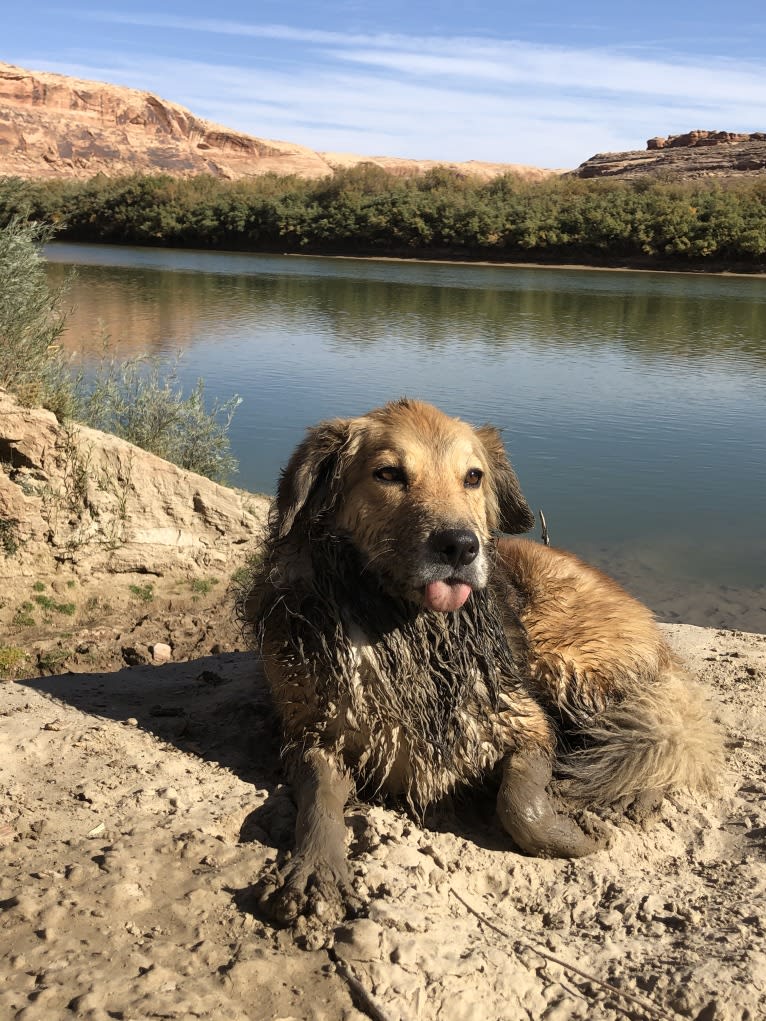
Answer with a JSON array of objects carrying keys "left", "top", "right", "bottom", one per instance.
[{"left": 291, "top": 249, "right": 766, "bottom": 279}]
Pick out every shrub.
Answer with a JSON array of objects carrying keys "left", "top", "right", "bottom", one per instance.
[
  {"left": 0, "top": 217, "right": 75, "bottom": 417},
  {"left": 0, "top": 517, "right": 22, "bottom": 557},
  {"left": 4, "top": 169, "right": 765, "bottom": 266},
  {"left": 0, "top": 217, "right": 241, "bottom": 482},
  {"left": 0, "top": 645, "right": 27, "bottom": 677},
  {"left": 77, "top": 354, "right": 241, "bottom": 483}
]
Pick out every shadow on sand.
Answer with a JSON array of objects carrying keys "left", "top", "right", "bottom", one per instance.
[{"left": 19, "top": 652, "right": 521, "bottom": 857}]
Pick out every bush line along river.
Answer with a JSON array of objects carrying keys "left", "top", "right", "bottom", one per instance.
[{"left": 6, "top": 170, "right": 766, "bottom": 268}]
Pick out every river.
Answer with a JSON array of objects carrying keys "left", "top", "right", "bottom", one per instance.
[{"left": 45, "top": 243, "right": 766, "bottom": 632}]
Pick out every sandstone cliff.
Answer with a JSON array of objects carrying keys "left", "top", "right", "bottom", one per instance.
[
  {"left": 0, "top": 62, "right": 552, "bottom": 182},
  {"left": 574, "top": 129, "right": 766, "bottom": 179}
]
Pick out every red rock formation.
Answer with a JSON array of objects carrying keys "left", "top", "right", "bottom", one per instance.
[
  {"left": 0, "top": 61, "right": 553, "bottom": 182},
  {"left": 575, "top": 130, "right": 766, "bottom": 179},
  {"left": 647, "top": 130, "right": 766, "bottom": 151}
]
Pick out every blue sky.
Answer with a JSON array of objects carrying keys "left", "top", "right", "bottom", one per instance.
[{"left": 4, "top": 2, "right": 766, "bottom": 168}]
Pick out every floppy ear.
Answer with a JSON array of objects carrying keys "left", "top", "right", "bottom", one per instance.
[
  {"left": 475, "top": 425, "right": 535, "bottom": 534},
  {"left": 274, "top": 418, "right": 354, "bottom": 539}
]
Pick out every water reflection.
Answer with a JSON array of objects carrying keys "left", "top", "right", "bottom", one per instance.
[{"left": 48, "top": 246, "right": 766, "bottom": 366}]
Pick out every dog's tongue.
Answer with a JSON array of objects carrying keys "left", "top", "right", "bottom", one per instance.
[{"left": 424, "top": 580, "right": 472, "bottom": 612}]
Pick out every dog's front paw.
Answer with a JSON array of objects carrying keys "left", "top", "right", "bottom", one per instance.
[{"left": 257, "top": 855, "right": 362, "bottom": 940}]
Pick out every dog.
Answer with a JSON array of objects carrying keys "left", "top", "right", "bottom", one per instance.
[{"left": 245, "top": 399, "right": 720, "bottom": 929}]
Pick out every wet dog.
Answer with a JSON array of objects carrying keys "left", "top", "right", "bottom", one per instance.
[{"left": 245, "top": 399, "right": 720, "bottom": 928}]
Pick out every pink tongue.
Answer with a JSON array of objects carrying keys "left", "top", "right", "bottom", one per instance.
[{"left": 424, "top": 580, "right": 472, "bottom": 612}]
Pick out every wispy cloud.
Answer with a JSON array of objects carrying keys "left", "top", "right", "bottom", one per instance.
[
  {"left": 32, "top": 12, "right": 766, "bottom": 166},
  {"left": 82, "top": 11, "right": 766, "bottom": 102}
]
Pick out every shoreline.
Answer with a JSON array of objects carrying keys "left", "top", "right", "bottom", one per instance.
[
  {"left": 290, "top": 250, "right": 766, "bottom": 280},
  {"left": 45, "top": 239, "right": 766, "bottom": 280}
]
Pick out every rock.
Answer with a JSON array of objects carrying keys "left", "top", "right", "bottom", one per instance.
[
  {"left": 122, "top": 645, "right": 151, "bottom": 667},
  {"left": 597, "top": 908, "right": 623, "bottom": 930},
  {"left": 0, "top": 388, "right": 268, "bottom": 578},
  {"left": 0, "top": 61, "right": 555, "bottom": 183},
  {"left": 574, "top": 129, "right": 766, "bottom": 179},
  {"left": 150, "top": 643, "right": 172, "bottom": 665},
  {"left": 1, "top": 387, "right": 270, "bottom": 680}
]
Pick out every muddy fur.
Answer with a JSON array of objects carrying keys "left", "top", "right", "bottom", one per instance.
[
  {"left": 245, "top": 399, "right": 721, "bottom": 926},
  {"left": 251, "top": 534, "right": 551, "bottom": 813}
]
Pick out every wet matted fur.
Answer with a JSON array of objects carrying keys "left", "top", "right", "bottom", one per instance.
[{"left": 245, "top": 399, "right": 721, "bottom": 929}]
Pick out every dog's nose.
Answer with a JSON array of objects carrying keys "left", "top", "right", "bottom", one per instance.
[{"left": 429, "top": 529, "right": 479, "bottom": 569}]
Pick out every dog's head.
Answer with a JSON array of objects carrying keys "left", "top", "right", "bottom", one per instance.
[{"left": 274, "top": 399, "right": 533, "bottom": 611}]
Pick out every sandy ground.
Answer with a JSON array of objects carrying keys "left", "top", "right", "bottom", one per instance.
[{"left": 1, "top": 615, "right": 765, "bottom": 1021}]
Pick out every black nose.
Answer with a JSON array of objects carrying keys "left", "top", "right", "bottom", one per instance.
[{"left": 429, "top": 528, "right": 479, "bottom": 569}]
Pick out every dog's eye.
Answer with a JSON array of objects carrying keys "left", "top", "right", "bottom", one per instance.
[
  {"left": 374, "top": 466, "right": 406, "bottom": 485},
  {"left": 464, "top": 468, "right": 483, "bottom": 488}
]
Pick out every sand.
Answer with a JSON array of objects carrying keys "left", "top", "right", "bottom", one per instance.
[{"left": 1, "top": 619, "right": 765, "bottom": 1021}]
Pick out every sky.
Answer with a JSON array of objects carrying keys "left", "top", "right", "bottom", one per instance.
[{"left": 3, "top": 2, "right": 766, "bottom": 168}]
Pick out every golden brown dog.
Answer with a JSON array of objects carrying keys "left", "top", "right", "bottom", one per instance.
[{"left": 246, "top": 399, "right": 720, "bottom": 929}]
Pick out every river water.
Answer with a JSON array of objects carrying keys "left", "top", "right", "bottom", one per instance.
[{"left": 45, "top": 243, "right": 766, "bottom": 631}]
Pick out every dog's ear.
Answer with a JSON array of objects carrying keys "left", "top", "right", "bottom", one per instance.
[
  {"left": 475, "top": 425, "right": 535, "bottom": 534},
  {"left": 275, "top": 418, "right": 355, "bottom": 539}
]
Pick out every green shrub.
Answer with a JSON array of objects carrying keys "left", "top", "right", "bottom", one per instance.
[
  {"left": 12, "top": 601, "right": 35, "bottom": 627},
  {"left": 0, "top": 217, "right": 76, "bottom": 417},
  {"left": 190, "top": 577, "right": 219, "bottom": 595},
  {"left": 77, "top": 354, "right": 241, "bottom": 483},
  {"left": 129, "top": 583, "right": 154, "bottom": 603},
  {"left": 32, "top": 593, "right": 75, "bottom": 615},
  {"left": 0, "top": 645, "right": 27, "bottom": 677},
  {"left": 4, "top": 169, "right": 765, "bottom": 267},
  {"left": 0, "top": 216, "right": 241, "bottom": 482},
  {"left": 1, "top": 518, "right": 21, "bottom": 557}
]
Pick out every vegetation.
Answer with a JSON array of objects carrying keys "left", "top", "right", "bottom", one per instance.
[
  {"left": 0, "top": 216, "right": 240, "bottom": 482},
  {"left": 32, "top": 593, "right": 76, "bottom": 616},
  {"left": 82, "top": 354, "right": 240, "bottom": 481},
  {"left": 0, "top": 645, "right": 27, "bottom": 678},
  {"left": 129, "top": 583, "right": 154, "bottom": 603},
  {"left": 2, "top": 168, "right": 766, "bottom": 268},
  {"left": 12, "top": 601, "right": 36, "bottom": 627},
  {"left": 190, "top": 577, "right": 220, "bottom": 596},
  {"left": 1, "top": 517, "right": 22, "bottom": 557},
  {"left": 0, "top": 217, "right": 75, "bottom": 417}
]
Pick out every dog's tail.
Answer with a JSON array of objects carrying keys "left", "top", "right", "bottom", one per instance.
[{"left": 560, "top": 667, "right": 723, "bottom": 806}]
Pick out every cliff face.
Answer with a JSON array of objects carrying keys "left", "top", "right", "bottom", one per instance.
[
  {"left": 574, "top": 130, "right": 766, "bottom": 179},
  {"left": 0, "top": 62, "right": 334, "bottom": 180},
  {"left": 0, "top": 62, "right": 552, "bottom": 182}
]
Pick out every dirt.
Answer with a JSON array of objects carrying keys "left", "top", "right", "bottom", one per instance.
[{"left": 1, "top": 585, "right": 765, "bottom": 1021}]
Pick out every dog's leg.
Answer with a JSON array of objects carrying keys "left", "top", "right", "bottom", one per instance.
[
  {"left": 496, "top": 746, "right": 605, "bottom": 858},
  {"left": 263, "top": 746, "right": 356, "bottom": 928}
]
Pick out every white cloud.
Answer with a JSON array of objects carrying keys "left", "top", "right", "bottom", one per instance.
[
  {"left": 82, "top": 11, "right": 766, "bottom": 103},
  {"left": 27, "top": 14, "right": 766, "bottom": 167}
]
